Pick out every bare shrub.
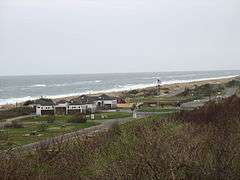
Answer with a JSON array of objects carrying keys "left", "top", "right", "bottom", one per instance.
[{"left": 4, "top": 120, "right": 23, "bottom": 128}]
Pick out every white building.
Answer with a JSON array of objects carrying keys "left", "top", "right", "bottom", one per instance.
[
  {"left": 95, "top": 94, "right": 117, "bottom": 109},
  {"left": 33, "top": 94, "right": 117, "bottom": 116},
  {"left": 34, "top": 98, "right": 55, "bottom": 116}
]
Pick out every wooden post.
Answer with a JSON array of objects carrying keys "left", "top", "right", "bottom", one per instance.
[{"left": 157, "top": 79, "right": 161, "bottom": 110}]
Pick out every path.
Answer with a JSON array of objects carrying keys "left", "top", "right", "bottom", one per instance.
[{"left": 0, "top": 115, "right": 34, "bottom": 128}]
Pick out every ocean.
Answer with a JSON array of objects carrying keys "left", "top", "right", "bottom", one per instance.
[{"left": 0, "top": 70, "right": 239, "bottom": 105}]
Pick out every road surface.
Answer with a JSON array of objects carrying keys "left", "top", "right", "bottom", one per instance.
[{"left": 180, "top": 87, "right": 238, "bottom": 110}]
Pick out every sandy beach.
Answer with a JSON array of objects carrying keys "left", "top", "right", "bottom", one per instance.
[
  {"left": 0, "top": 75, "right": 238, "bottom": 109},
  {"left": 54, "top": 76, "right": 237, "bottom": 101}
]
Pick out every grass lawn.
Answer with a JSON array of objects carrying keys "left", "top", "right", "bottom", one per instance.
[
  {"left": 22, "top": 115, "right": 75, "bottom": 123},
  {"left": 0, "top": 121, "right": 99, "bottom": 150},
  {"left": 22, "top": 112, "right": 131, "bottom": 123},
  {"left": 0, "top": 112, "right": 131, "bottom": 150},
  {"left": 91, "top": 112, "right": 131, "bottom": 121}
]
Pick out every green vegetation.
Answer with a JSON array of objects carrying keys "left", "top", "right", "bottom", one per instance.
[
  {"left": 0, "top": 112, "right": 131, "bottom": 150},
  {"left": 22, "top": 112, "right": 131, "bottom": 123},
  {"left": 1, "top": 96, "right": 240, "bottom": 179},
  {"left": 89, "top": 111, "right": 131, "bottom": 120},
  {"left": 0, "top": 121, "right": 98, "bottom": 150}
]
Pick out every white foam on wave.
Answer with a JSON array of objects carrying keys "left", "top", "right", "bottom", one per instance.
[
  {"left": 161, "top": 75, "right": 238, "bottom": 85},
  {"left": 31, "top": 84, "right": 47, "bottom": 87},
  {"left": 50, "top": 80, "right": 102, "bottom": 88},
  {"left": 0, "top": 74, "right": 238, "bottom": 105}
]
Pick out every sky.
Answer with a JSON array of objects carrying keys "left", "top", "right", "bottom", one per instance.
[{"left": 0, "top": 0, "right": 240, "bottom": 76}]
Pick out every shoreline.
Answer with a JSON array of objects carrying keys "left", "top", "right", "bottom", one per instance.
[{"left": 0, "top": 75, "right": 238, "bottom": 107}]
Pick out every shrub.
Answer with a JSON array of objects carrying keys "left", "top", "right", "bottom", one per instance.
[
  {"left": 0, "top": 130, "right": 8, "bottom": 141},
  {"left": 38, "top": 123, "right": 48, "bottom": 132},
  {"left": 4, "top": 121, "right": 23, "bottom": 128},
  {"left": 47, "top": 116, "right": 55, "bottom": 123},
  {"left": 68, "top": 113, "right": 87, "bottom": 123}
]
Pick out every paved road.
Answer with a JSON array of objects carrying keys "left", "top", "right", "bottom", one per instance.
[
  {"left": 180, "top": 87, "right": 238, "bottom": 110},
  {"left": 165, "top": 88, "right": 185, "bottom": 97}
]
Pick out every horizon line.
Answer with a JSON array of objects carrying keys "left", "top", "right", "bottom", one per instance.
[{"left": 0, "top": 69, "right": 240, "bottom": 77}]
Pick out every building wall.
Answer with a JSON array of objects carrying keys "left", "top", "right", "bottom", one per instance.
[
  {"left": 103, "top": 100, "right": 117, "bottom": 109},
  {"left": 68, "top": 105, "right": 82, "bottom": 110},
  {"left": 41, "top": 110, "right": 54, "bottom": 115},
  {"left": 55, "top": 107, "right": 67, "bottom": 115},
  {"left": 36, "top": 106, "right": 42, "bottom": 115},
  {"left": 36, "top": 105, "right": 54, "bottom": 116},
  {"left": 36, "top": 101, "right": 105, "bottom": 116}
]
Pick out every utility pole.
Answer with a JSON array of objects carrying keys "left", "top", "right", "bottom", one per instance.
[{"left": 157, "top": 79, "right": 161, "bottom": 110}]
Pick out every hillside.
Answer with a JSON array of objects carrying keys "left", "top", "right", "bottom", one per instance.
[{"left": 1, "top": 95, "right": 240, "bottom": 179}]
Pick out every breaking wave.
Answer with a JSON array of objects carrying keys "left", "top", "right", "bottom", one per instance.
[{"left": 0, "top": 75, "right": 237, "bottom": 106}]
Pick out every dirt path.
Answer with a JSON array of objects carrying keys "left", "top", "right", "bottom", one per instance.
[{"left": 0, "top": 115, "right": 34, "bottom": 128}]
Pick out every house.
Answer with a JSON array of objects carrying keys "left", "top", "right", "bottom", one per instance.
[
  {"left": 68, "top": 95, "right": 97, "bottom": 114},
  {"left": 34, "top": 98, "right": 55, "bottom": 115},
  {"left": 33, "top": 94, "right": 117, "bottom": 116},
  {"left": 94, "top": 94, "right": 117, "bottom": 109}
]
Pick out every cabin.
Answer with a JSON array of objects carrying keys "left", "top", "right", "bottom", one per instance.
[{"left": 34, "top": 98, "right": 55, "bottom": 116}]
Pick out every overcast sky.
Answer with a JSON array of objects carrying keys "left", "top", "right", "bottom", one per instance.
[{"left": 0, "top": 0, "right": 240, "bottom": 75}]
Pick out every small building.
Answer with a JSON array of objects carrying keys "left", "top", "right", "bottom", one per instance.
[
  {"left": 95, "top": 94, "right": 117, "bottom": 109},
  {"left": 32, "top": 94, "right": 117, "bottom": 116},
  {"left": 35, "top": 98, "right": 55, "bottom": 116},
  {"left": 68, "top": 95, "right": 97, "bottom": 114}
]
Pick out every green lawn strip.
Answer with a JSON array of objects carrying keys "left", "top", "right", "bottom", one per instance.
[
  {"left": 89, "top": 112, "right": 131, "bottom": 121},
  {"left": 22, "top": 115, "right": 74, "bottom": 123},
  {"left": 21, "top": 112, "right": 131, "bottom": 123},
  {"left": 0, "top": 121, "right": 99, "bottom": 150}
]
